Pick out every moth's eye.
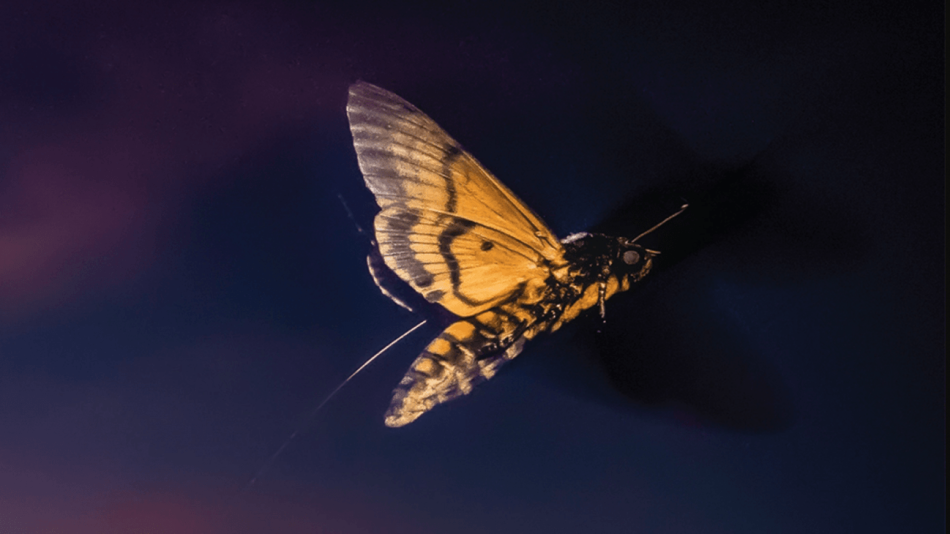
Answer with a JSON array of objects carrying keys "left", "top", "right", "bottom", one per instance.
[{"left": 622, "top": 250, "right": 640, "bottom": 265}]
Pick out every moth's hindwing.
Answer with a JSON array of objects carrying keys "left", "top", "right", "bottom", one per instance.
[{"left": 374, "top": 208, "right": 553, "bottom": 314}]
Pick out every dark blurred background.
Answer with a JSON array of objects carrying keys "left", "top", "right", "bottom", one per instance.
[{"left": 1, "top": 0, "right": 943, "bottom": 532}]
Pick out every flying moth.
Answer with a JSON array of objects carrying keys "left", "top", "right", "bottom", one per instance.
[{"left": 347, "top": 82, "right": 684, "bottom": 427}]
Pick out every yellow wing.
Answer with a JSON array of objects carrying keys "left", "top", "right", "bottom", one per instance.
[{"left": 347, "top": 82, "right": 564, "bottom": 317}]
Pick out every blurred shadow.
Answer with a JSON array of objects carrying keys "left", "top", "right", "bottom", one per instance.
[
  {"left": 533, "top": 157, "right": 872, "bottom": 432},
  {"left": 589, "top": 290, "right": 795, "bottom": 432}
]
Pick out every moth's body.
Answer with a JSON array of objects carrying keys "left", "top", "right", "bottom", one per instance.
[
  {"left": 347, "top": 82, "right": 660, "bottom": 427},
  {"left": 383, "top": 232, "right": 654, "bottom": 426}
]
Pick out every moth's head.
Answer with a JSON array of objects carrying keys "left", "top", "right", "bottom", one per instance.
[
  {"left": 611, "top": 202, "right": 686, "bottom": 283},
  {"left": 614, "top": 240, "right": 656, "bottom": 283}
]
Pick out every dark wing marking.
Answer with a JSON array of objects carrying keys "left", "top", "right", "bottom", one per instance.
[{"left": 346, "top": 82, "right": 565, "bottom": 317}]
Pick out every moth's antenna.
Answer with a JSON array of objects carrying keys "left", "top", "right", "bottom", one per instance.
[
  {"left": 244, "top": 319, "right": 428, "bottom": 492},
  {"left": 631, "top": 203, "right": 688, "bottom": 244}
]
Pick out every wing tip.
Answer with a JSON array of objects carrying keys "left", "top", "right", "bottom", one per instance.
[
  {"left": 347, "top": 81, "right": 416, "bottom": 114},
  {"left": 348, "top": 80, "right": 380, "bottom": 98}
]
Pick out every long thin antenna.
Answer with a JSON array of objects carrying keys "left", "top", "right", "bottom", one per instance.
[
  {"left": 244, "top": 319, "right": 428, "bottom": 491},
  {"left": 631, "top": 203, "right": 688, "bottom": 243}
]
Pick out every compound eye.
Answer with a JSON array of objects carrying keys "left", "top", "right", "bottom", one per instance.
[{"left": 622, "top": 250, "right": 640, "bottom": 265}]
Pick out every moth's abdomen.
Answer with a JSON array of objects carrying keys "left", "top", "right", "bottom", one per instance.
[{"left": 384, "top": 301, "right": 549, "bottom": 427}]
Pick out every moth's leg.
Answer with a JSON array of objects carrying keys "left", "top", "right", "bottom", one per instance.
[{"left": 366, "top": 251, "right": 416, "bottom": 313}]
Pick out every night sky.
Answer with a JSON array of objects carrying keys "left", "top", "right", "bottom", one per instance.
[{"left": 0, "top": 1, "right": 944, "bottom": 533}]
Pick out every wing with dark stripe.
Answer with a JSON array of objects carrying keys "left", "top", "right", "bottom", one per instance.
[
  {"left": 346, "top": 82, "right": 564, "bottom": 317},
  {"left": 373, "top": 206, "right": 552, "bottom": 315}
]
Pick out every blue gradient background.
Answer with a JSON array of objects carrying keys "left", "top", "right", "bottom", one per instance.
[{"left": 1, "top": 1, "right": 943, "bottom": 532}]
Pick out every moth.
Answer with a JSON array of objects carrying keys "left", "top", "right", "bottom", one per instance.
[{"left": 347, "top": 82, "right": 684, "bottom": 427}]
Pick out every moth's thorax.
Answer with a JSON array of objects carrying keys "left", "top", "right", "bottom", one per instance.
[
  {"left": 542, "top": 232, "right": 654, "bottom": 331},
  {"left": 560, "top": 232, "right": 652, "bottom": 286}
]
